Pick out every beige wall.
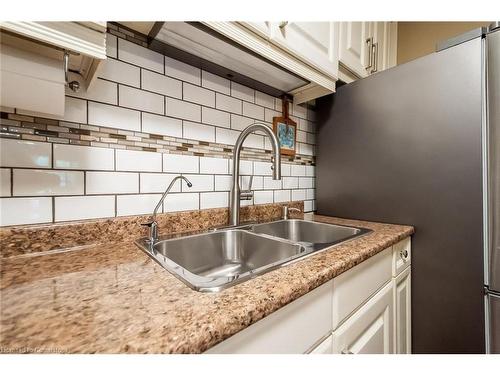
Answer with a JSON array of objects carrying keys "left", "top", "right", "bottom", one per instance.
[{"left": 397, "top": 22, "right": 491, "bottom": 64}]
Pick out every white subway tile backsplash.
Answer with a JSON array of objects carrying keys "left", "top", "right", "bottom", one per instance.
[
  {"left": 254, "top": 190, "right": 273, "bottom": 204},
  {"left": 183, "top": 122, "right": 215, "bottom": 143},
  {"left": 215, "top": 175, "right": 232, "bottom": 191},
  {"left": 263, "top": 176, "right": 282, "bottom": 190},
  {"left": 291, "top": 164, "right": 306, "bottom": 177},
  {"left": 216, "top": 128, "right": 262, "bottom": 149},
  {"left": 64, "top": 97, "right": 87, "bottom": 123},
  {"left": 281, "top": 163, "right": 291, "bottom": 177},
  {"left": 182, "top": 174, "right": 213, "bottom": 192},
  {"left": 231, "top": 82, "right": 254, "bottom": 102},
  {"left": 119, "top": 85, "right": 164, "bottom": 114},
  {"left": 230, "top": 114, "right": 253, "bottom": 131},
  {"left": 55, "top": 195, "right": 114, "bottom": 222},
  {"left": 165, "top": 56, "right": 201, "bottom": 85},
  {"left": 164, "top": 192, "right": 199, "bottom": 212},
  {"left": 99, "top": 58, "right": 140, "bottom": 87},
  {"left": 116, "top": 149, "right": 162, "bottom": 172},
  {"left": 242, "top": 102, "right": 264, "bottom": 121},
  {"left": 255, "top": 91, "right": 275, "bottom": 109},
  {"left": 119, "top": 38, "right": 163, "bottom": 73},
  {"left": 216, "top": 93, "right": 242, "bottom": 114},
  {"left": 297, "top": 130, "right": 307, "bottom": 143},
  {"left": 163, "top": 154, "right": 199, "bottom": 173},
  {"left": 166, "top": 97, "right": 201, "bottom": 122},
  {"left": 13, "top": 169, "right": 83, "bottom": 196},
  {"left": 141, "top": 113, "right": 182, "bottom": 138},
  {"left": 292, "top": 103, "right": 307, "bottom": 119},
  {"left": 68, "top": 78, "right": 117, "bottom": 105},
  {"left": 86, "top": 172, "right": 138, "bottom": 194},
  {"left": 0, "top": 139, "right": 51, "bottom": 168},
  {"left": 299, "top": 177, "right": 314, "bottom": 189},
  {"left": 306, "top": 188, "right": 315, "bottom": 200},
  {"left": 183, "top": 83, "right": 215, "bottom": 107},
  {"left": 229, "top": 159, "right": 253, "bottom": 175},
  {"left": 202, "top": 71, "right": 230, "bottom": 95},
  {"left": 291, "top": 189, "right": 306, "bottom": 201},
  {"left": 88, "top": 102, "right": 141, "bottom": 131},
  {"left": 0, "top": 169, "right": 10, "bottom": 196},
  {"left": 200, "top": 157, "right": 228, "bottom": 174},
  {"left": 304, "top": 200, "right": 313, "bottom": 212},
  {"left": 200, "top": 192, "right": 228, "bottom": 209},
  {"left": 1, "top": 29, "right": 317, "bottom": 226},
  {"left": 0, "top": 197, "right": 52, "bottom": 226},
  {"left": 282, "top": 176, "right": 299, "bottom": 189},
  {"left": 202, "top": 107, "right": 230, "bottom": 128},
  {"left": 54, "top": 144, "right": 114, "bottom": 170},
  {"left": 116, "top": 194, "right": 162, "bottom": 216},
  {"left": 140, "top": 173, "right": 181, "bottom": 193},
  {"left": 141, "top": 69, "right": 182, "bottom": 98},
  {"left": 254, "top": 161, "right": 273, "bottom": 176},
  {"left": 106, "top": 33, "right": 117, "bottom": 58},
  {"left": 299, "top": 143, "right": 314, "bottom": 156},
  {"left": 274, "top": 189, "right": 291, "bottom": 203},
  {"left": 264, "top": 108, "right": 280, "bottom": 123}
]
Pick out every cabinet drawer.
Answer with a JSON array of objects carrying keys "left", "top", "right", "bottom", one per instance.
[
  {"left": 205, "top": 280, "right": 333, "bottom": 354},
  {"left": 392, "top": 237, "right": 411, "bottom": 276},
  {"left": 332, "top": 281, "right": 394, "bottom": 354},
  {"left": 332, "top": 247, "right": 392, "bottom": 329}
]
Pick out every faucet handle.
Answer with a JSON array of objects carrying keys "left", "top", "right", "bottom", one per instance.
[
  {"left": 240, "top": 175, "right": 254, "bottom": 200},
  {"left": 141, "top": 221, "right": 158, "bottom": 243}
]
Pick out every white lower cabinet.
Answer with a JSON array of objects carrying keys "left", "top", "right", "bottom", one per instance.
[
  {"left": 206, "top": 238, "right": 412, "bottom": 354},
  {"left": 332, "top": 281, "right": 394, "bottom": 354},
  {"left": 309, "top": 334, "right": 333, "bottom": 354},
  {"left": 394, "top": 266, "right": 412, "bottom": 353}
]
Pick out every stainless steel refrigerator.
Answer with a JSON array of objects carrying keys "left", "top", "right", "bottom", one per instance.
[{"left": 316, "top": 23, "right": 500, "bottom": 353}]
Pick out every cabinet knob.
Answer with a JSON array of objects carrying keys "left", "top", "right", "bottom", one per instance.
[
  {"left": 341, "top": 349, "right": 354, "bottom": 354},
  {"left": 279, "top": 21, "right": 288, "bottom": 29},
  {"left": 400, "top": 249, "right": 409, "bottom": 260}
]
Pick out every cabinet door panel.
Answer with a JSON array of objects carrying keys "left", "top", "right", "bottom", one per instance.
[
  {"left": 338, "top": 22, "right": 371, "bottom": 78},
  {"left": 332, "top": 281, "right": 394, "bottom": 354},
  {"left": 270, "top": 22, "right": 339, "bottom": 79},
  {"left": 240, "top": 22, "right": 272, "bottom": 39},
  {"left": 309, "top": 334, "right": 333, "bottom": 354},
  {"left": 394, "top": 267, "right": 411, "bottom": 353}
]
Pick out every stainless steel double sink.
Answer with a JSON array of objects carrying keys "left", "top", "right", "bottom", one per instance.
[{"left": 135, "top": 219, "right": 371, "bottom": 292}]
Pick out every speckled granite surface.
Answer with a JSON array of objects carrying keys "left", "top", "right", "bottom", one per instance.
[{"left": 0, "top": 214, "right": 413, "bottom": 353}]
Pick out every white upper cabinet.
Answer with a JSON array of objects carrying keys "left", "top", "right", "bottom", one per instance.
[
  {"left": 269, "top": 22, "right": 339, "bottom": 79},
  {"left": 338, "top": 22, "right": 372, "bottom": 78},
  {"left": 0, "top": 22, "right": 107, "bottom": 117},
  {"left": 338, "top": 21, "right": 397, "bottom": 80}
]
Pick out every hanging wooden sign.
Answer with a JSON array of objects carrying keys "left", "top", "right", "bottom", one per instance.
[{"left": 272, "top": 96, "right": 297, "bottom": 157}]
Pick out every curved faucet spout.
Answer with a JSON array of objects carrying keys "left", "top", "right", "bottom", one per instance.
[
  {"left": 230, "top": 123, "right": 281, "bottom": 226},
  {"left": 152, "top": 175, "right": 192, "bottom": 221}
]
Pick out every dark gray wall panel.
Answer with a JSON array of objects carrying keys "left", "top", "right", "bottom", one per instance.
[{"left": 316, "top": 38, "right": 485, "bottom": 353}]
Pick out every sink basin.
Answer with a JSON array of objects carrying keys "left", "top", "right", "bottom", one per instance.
[
  {"left": 136, "top": 220, "right": 371, "bottom": 292},
  {"left": 135, "top": 229, "right": 307, "bottom": 292},
  {"left": 251, "top": 219, "right": 371, "bottom": 250}
]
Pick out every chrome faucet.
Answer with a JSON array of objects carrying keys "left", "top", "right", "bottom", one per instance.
[
  {"left": 229, "top": 123, "right": 281, "bottom": 226},
  {"left": 142, "top": 175, "right": 192, "bottom": 243}
]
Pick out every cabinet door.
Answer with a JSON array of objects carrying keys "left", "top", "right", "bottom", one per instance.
[
  {"left": 239, "top": 22, "right": 272, "bottom": 39},
  {"left": 394, "top": 267, "right": 411, "bottom": 354},
  {"left": 332, "top": 281, "right": 394, "bottom": 354},
  {"left": 270, "top": 22, "right": 339, "bottom": 79},
  {"left": 338, "top": 22, "right": 372, "bottom": 78}
]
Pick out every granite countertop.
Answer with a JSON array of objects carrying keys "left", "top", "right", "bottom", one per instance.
[{"left": 0, "top": 215, "right": 413, "bottom": 353}]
